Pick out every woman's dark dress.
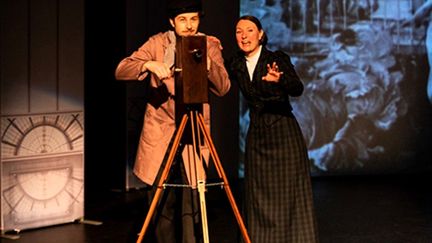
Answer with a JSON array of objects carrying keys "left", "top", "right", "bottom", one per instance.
[{"left": 229, "top": 47, "right": 319, "bottom": 243}]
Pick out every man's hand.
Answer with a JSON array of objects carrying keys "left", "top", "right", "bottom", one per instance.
[{"left": 143, "top": 61, "right": 172, "bottom": 80}]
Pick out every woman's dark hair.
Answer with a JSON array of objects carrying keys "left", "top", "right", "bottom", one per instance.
[{"left": 237, "top": 15, "right": 268, "bottom": 46}]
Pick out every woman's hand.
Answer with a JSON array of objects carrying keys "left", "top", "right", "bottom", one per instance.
[{"left": 262, "top": 62, "right": 283, "bottom": 82}]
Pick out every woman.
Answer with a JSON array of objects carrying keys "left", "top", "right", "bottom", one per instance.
[{"left": 228, "top": 15, "right": 319, "bottom": 242}]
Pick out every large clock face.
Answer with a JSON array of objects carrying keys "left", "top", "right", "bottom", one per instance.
[
  {"left": 2, "top": 155, "right": 84, "bottom": 228},
  {"left": 1, "top": 113, "right": 84, "bottom": 158},
  {"left": 18, "top": 167, "right": 71, "bottom": 201},
  {"left": 1, "top": 112, "right": 84, "bottom": 230}
]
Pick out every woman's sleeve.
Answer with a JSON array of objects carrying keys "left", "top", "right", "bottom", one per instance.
[{"left": 275, "top": 50, "right": 304, "bottom": 97}]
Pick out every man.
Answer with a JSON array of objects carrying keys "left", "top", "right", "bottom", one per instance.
[{"left": 115, "top": 0, "right": 230, "bottom": 242}]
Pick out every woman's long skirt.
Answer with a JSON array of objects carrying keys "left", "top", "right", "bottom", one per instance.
[{"left": 244, "top": 113, "right": 319, "bottom": 243}]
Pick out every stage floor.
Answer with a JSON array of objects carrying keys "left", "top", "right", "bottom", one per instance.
[{"left": 2, "top": 173, "right": 431, "bottom": 243}]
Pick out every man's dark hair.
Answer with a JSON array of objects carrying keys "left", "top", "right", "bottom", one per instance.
[{"left": 167, "top": 0, "right": 203, "bottom": 19}]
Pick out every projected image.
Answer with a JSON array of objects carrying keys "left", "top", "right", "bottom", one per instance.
[{"left": 239, "top": 0, "right": 432, "bottom": 176}]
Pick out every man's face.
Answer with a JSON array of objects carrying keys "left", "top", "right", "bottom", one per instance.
[{"left": 169, "top": 12, "right": 200, "bottom": 36}]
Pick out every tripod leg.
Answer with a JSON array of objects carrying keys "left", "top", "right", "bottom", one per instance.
[
  {"left": 197, "top": 180, "right": 210, "bottom": 243},
  {"left": 189, "top": 111, "right": 210, "bottom": 243},
  {"left": 197, "top": 114, "right": 251, "bottom": 243},
  {"left": 136, "top": 114, "right": 189, "bottom": 243}
]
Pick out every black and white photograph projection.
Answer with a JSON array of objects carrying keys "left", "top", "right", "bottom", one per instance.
[{"left": 239, "top": 0, "right": 432, "bottom": 176}]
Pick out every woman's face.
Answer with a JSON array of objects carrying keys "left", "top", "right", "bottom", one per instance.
[
  {"left": 170, "top": 12, "right": 200, "bottom": 37},
  {"left": 235, "top": 19, "right": 263, "bottom": 57}
]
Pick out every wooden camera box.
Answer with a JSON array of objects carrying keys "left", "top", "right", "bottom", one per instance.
[{"left": 175, "top": 35, "right": 208, "bottom": 104}]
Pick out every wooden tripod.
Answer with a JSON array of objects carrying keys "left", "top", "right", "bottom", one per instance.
[{"left": 136, "top": 110, "right": 251, "bottom": 243}]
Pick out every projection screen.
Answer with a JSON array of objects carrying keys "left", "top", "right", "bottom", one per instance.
[{"left": 238, "top": 0, "right": 432, "bottom": 176}]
